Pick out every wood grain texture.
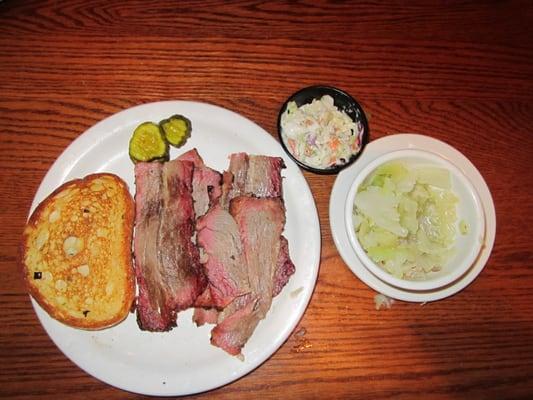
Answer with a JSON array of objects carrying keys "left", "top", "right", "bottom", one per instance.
[{"left": 1, "top": 0, "right": 532, "bottom": 399}]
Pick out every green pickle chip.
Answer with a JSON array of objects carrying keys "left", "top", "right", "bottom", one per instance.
[
  {"left": 159, "top": 115, "right": 191, "bottom": 147},
  {"left": 129, "top": 122, "right": 169, "bottom": 163}
]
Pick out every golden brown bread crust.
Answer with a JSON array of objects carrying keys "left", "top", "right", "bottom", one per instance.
[{"left": 20, "top": 173, "right": 135, "bottom": 330}]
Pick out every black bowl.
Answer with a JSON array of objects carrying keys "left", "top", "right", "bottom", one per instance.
[{"left": 277, "top": 85, "right": 369, "bottom": 174}]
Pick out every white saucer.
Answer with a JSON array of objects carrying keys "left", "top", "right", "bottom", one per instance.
[{"left": 329, "top": 134, "right": 496, "bottom": 302}]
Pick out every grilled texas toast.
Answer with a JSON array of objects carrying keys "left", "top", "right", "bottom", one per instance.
[{"left": 21, "top": 173, "right": 135, "bottom": 330}]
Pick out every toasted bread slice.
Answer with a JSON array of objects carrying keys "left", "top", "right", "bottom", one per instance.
[{"left": 21, "top": 173, "right": 135, "bottom": 330}]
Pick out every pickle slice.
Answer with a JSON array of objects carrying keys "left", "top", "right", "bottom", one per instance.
[
  {"left": 159, "top": 115, "right": 191, "bottom": 148},
  {"left": 129, "top": 122, "right": 169, "bottom": 163}
]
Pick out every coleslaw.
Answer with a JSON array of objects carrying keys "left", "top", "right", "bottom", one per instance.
[{"left": 280, "top": 95, "right": 363, "bottom": 169}]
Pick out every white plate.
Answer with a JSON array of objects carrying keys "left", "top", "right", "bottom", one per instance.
[
  {"left": 29, "top": 101, "right": 321, "bottom": 396},
  {"left": 330, "top": 134, "right": 496, "bottom": 302}
]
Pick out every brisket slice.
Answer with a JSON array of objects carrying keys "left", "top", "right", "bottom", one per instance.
[
  {"left": 232, "top": 197, "right": 285, "bottom": 317},
  {"left": 196, "top": 204, "right": 250, "bottom": 309},
  {"left": 133, "top": 162, "right": 164, "bottom": 330},
  {"left": 192, "top": 286, "right": 219, "bottom": 325},
  {"left": 193, "top": 285, "right": 214, "bottom": 308},
  {"left": 224, "top": 154, "right": 294, "bottom": 295},
  {"left": 177, "top": 148, "right": 222, "bottom": 217},
  {"left": 226, "top": 153, "right": 248, "bottom": 202},
  {"left": 159, "top": 160, "right": 206, "bottom": 308},
  {"left": 194, "top": 234, "right": 293, "bottom": 318},
  {"left": 244, "top": 154, "right": 284, "bottom": 197},
  {"left": 221, "top": 154, "right": 285, "bottom": 207},
  {"left": 192, "top": 307, "right": 219, "bottom": 326},
  {"left": 134, "top": 159, "right": 206, "bottom": 331},
  {"left": 210, "top": 197, "right": 285, "bottom": 355},
  {"left": 197, "top": 153, "right": 286, "bottom": 309},
  {"left": 218, "top": 171, "right": 234, "bottom": 210},
  {"left": 210, "top": 294, "right": 258, "bottom": 355},
  {"left": 273, "top": 236, "right": 296, "bottom": 297}
]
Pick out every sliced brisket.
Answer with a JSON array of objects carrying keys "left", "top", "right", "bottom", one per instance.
[
  {"left": 224, "top": 153, "right": 285, "bottom": 205},
  {"left": 226, "top": 153, "right": 248, "bottom": 201},
  {"left": 273, "top": 236, "right": 296, "bottom": 297},
  {"left": 134, "top": 159, "right": 206, "bottom": 331},
  {"left": 193, "top": 286, "right": 214, "bottom": 308},
  {"left": 218, "top": 171, "right": 234, "bottom": 210},
  {"left": 177, "top": 148, "right": 222, "bottom": 217},
  {"left": 133, "top": 150, "right": 295, "bottom": 353},
  {"left": 133, "top": 162, "right": 166, "bottom": 330},
  {"left": 231, "top": 197, "right": 285, "bottom": 317},
  {"left": 192, "top": 307, "right": 219, "bottom": 327},
  {"left": 210, "top": 197, "right": 286, "bottom": 355},
  {"left": 244, "top": 155, "right": 285, "bottom": 198},
  {"left": 210, "top": 294, "right": 259, "bottom": 355},
  {"left": 196, "top": 204, "right": 250, "bottom": 309}
]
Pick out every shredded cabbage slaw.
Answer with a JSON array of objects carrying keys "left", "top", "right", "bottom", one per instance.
[{"left": 281, "top": 95, "right": 363, "bottom": 169}]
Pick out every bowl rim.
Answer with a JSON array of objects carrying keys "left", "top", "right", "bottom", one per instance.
[
  {"left": 277, "top": 85, "right": 369, "bottom": 175},
  {"left": 344, "top": 148, "right": 486, "bottom": 291}
]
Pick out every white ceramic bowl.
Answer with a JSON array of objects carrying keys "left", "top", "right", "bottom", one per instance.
[{"left": 345, "top": 149, "right": 485, "bottom": 291}]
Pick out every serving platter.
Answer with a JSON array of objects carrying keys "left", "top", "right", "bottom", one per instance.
[
  {"left": 29, "top": 101, "right": 321, "bottom": 396},
  {"left": 330, "top": 134, "right": 496, "bottom": 302}
]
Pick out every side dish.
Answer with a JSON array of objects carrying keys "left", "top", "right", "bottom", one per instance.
[
  {"left": 353, "top": 161, "right": 461, "bottom": 280},
  {"left": 280, "top": 95, "right": 363, "bottom": 169}
]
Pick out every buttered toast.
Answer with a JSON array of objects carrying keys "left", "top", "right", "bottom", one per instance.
[{"left": 21, "top": 173, "right": 135, "bottom": 330}]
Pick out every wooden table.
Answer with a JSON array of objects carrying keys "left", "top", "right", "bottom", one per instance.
[{"left": 1, "top": 1, "right": 532, "bottom": 398}]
